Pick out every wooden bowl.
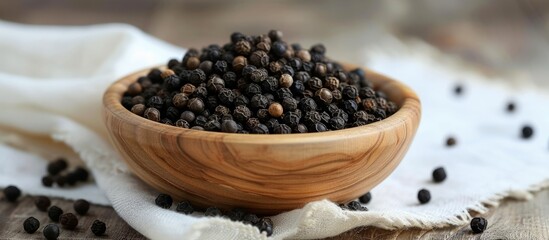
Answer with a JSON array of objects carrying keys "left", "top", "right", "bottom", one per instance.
[{"left": 103, "top": 63, "right": 421, "bottom": 214}]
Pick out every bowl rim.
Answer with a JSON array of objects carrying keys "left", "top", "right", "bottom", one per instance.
[{"left": 103, "top": 63, "right": 420, "bottom": 145}]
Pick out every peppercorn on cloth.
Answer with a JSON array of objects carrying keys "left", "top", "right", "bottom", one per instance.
[{"left": 1, "top": 21, "right": 549, "bottom": 240}]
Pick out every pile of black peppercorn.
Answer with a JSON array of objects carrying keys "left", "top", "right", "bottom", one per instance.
[
  {"left": 154, "top": 193, "right": 274, "bottom": 236},
  {"left": 122, "top": 30, "right": 398, "bottom": 134},
  {"left": 42, "top": 158, "right": 90, "bottom": 188}
]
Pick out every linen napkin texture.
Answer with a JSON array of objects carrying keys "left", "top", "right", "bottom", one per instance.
[{"left": 0, "top": 21, "right": 548, "bottom": 239}]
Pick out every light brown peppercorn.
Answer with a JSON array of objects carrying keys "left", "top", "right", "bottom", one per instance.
[
  {"left": 186, "top": 56, "right": 200, "bottom": 70},
  {"left": 160, "top": 69, "right": 175, "bottom": 79},
  {"left": 172, "top": 93, "right": 189, "bottom": 108},
  {"left": 268, "top": 103, "right": 284, "bottom": 118},
  {"left": 283, "top": 48, "right": 294, "bottom": 59},
  {"left": 314, "top": 63, "right": 327, "bottom": 77},
  {"left": 269, "top": 61, "right": 283, "bottom": 73},
  {"left": 235, "top": 40, "right": 252, "bottom": 56},
  {"left": 131, "top": 104, "right": 146, "bottom": 116},
  {"left": 180, "top": 83, "right": 196, "bottom": 95},
  {"left": 144, "top": 108, "right": 161, "bottom": 122},
  {"left": 256, "top": 41, "right": 271, "bottom": 52},
  {"left": 232, "top": 56, "right": 248, "bottom": 72},
  {"left": 296, "top": 50, "right": 311, "bottom": 62},
  {"left": 325, "top": 77, "right": 339, "bottom": 90},
  {"left": 315, "top": 88, "right": 333, "bottom": 104},
  {"left": 279, "top": 74, "right": 293, "bottom": 88},
  {"left": 127, "top": 82, "right": 143, "bottom": 96}
]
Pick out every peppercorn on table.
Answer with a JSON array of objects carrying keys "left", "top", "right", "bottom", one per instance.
[{"left": 1, "top": 190, "right": 548, "bottom": 239}]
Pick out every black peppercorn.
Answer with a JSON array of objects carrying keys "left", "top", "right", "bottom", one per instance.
[
  {"left": 164, "top": 75, "right": 181, "bottom": 91},
  {"left": 245, "top": 83, "right": 262, "bottom": 97},
  {"left": 172, "top": 93, "right": 189, "bottom": 108},
  {"left": 250, "top": 68, "right": 268, "bottom": 83},
  {"left": 47, "top": 158, "right": 68, "bottom": 176},
  {"left": 175, "top": 119, "right": 190, "bottom": 128},
  {"left": 155, "top": 193, "right": 173, "bottom": 209},
  {"left": 199, "top": 60, "right": 213, "bottom": 74},
  {"left": 23, "top": 217, "right": 40, "bottom": 233},
  {"left": 204, "top": 120, "right": 221, "bottom": 131},
  {"left": 432, "top": 167, "right": 447, "bottom": 183},
  {"left": 218, "top": 88, "right": 236, "bottom": 106},
  {"left": 48, "top": 206, "right": 63, "bottom": 222},
  {"left": 3, "top": 185, "right": 21, "bottom": 202},
  {"left": 35, "top": 196, "right": 51, "bottom": 211},
  {"left": 250, "top": 94, "right": 269, "bottom": 110},
  {"left": 42, "top": 176, "right": 54, "bottom": 187},
  {"left": 315, "top": 88, "right": 333, "bottom": 105},
  {"left": 347, "top": 200, "right": 368, "bottom": 211},
  {"left": 74, "top": 199, "right": 90, "bottom": 215},
  {"left": 188, "top": 69, "right": 206, "bottom": 85},
  {"left": 358, "top": 192, "right": 371, "bottom": 204},
  {"left": 252, "top": 124, "right": 270, "bottom": 134},
  {"left": 341, "top": 100, "right": 358, "bottom": 115},
  {"left": 226, "top": 208, "right": 245, "bottom": 221},
  {"left": 261, "top": 76, "right": 278, "bottom": 92},
  {"left": 418, "top": 189, "right": 431, "bottom": 204},
  {"left": 55, "top": 176, "right": 66, "bottom": 187},
  {"left": 256, "top": 217, "right": 274, "bottom": 236},
  {"left": 283, "top": 112, "right": 300, "bottom": 127},
  {"left": 250, "top": 51, "right": 270, "bottom": 68},
  {"left": 175, "top": 200, "right": 194, "bottom": 214},
  {"left": 73, "top": 167, "right": 89, "bottom": 182},
  {"left": 204, "top": 207, "right": 223, "bottom": 217},
  {"left": 307, "top": 77, "right": 323, "bottom": 91},
  {"left": 276, "top": 88, "right": 293, "bottom": 100},
  {"left": 147, "top": 68, "right": 163, "bottom": 83},
  {"left": 309, "top": 122, "right": 328, "bottom": 132},
  {"left": 281, "top": 97, "right": 298, "bottom": 112},
  {"left": 506, "top": 102, "right": 515, "bottom": 113},
  {"left": 43, "top": 223, "right": 60, "bottom": 240},
  {"left": 188, "top": 98, "right": 205, "bottom": 113},
  {"left": 314, "top": 63, "right": 327, "bottom": 78},
  {"left": 454, "top": 84, "right": 463, "bottom": 95},
  {"left": 233, "top": 105, "right": 252, "bottom": 122},
  {"left": 213, "top": 60, "right": 228, "bottom": 74},
  {"left": 191, "top": 126, "right": 205, "bottom": 131},
  {"left": 342, "top": 86, "right": 358, "bottom": 100},
  {"left": 242, "top": 213, "right": 260, "bottom": 225},
  {"left": 328, "top": 116, "right": 346, "bottom": 130},
  {"left": 59, "top": 213, "right": 78, "bottom": 230},
  {"left": 470, "top": 217, "right": 488, "bottom": 234},
  {"left": 304, "top": 111, "right": 321, "bottom": 126},
  {"left": 446, "top": 137, "right": 457, "bottom": 147},
  {"left": 521, "top": 125, "right": 534, "bottom": 139},
  {"left": 271, "top": 41, "right": 286, "bottom": 57},
  {"left": 274, "top": 124, "right": 292, "bottom": 134},
  {"left": 91, "top": 220, "right": 107, "bottom": 236}
]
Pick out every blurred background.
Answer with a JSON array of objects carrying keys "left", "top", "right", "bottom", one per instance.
[{"left": 1, "top": 0, "right": 548, "bottom": 86}]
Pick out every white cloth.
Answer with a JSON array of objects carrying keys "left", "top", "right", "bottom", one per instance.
[{"left": 0, "top": 21, "right": 548, "bottom": 239}]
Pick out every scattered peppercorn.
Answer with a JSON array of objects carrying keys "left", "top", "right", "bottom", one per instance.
[
  {"left": 155, "top": 194, "right": 173, "bottom": 209},
  {"left": 91, "top": 220, "right": 107, "bottom": 236},
  {"left": 418, "top": 189, "right": 431, "bottom": 204},
  {"left": 432, "top": 167, "right": 447, "bottom": 183},
  {"left": 73, "top": 167, "right": 89, "bottom": 182},
  {"left": 59, "top": 213, "right": 78, "bottom": 230},
  {"left": 3, "top": 185, "right": 21, "bottom": 202},
  {"left": 521, "top": 125, "right": 534, "bottom": 139},
  {"left": 257, "top": 218, "right": 274, "bottom": 236},
  {"left": 47, "top": 158, "right": 68, "bottom": 176},
  {"left": 43, "top": 223, "right": 60, "bottom": 240},
  {"left": 454, "top": 84, "right": 463, "bottom": 95},
  {"left": 23, "top": 217, "right": 40, "bottom": 233},
  {"left": 242, "top": 213, "right": 260, "bottom": 225},
  {"left": 227, "top": 208, "right": 245, "bottom": 221},
  {"left": 204, "top": 207, "right": 222, "bottom": 217},
  {"left": 358, "top": 192, "right": 371, "bottom": 204},
  {"left": 347, "top": 200, "right": 368, "bottom": 211},
  {"left": 446, "top": 137, "right": 457, "bottom": 147},
  {"left": 48, "top": 206, "right": 63, "bottom": 222},
  {"left": 35, "top": 196, "right": 51, "bottom": 211},
  {"left": 42, "top": 176, "right": 54, "bottom": 187},
  {"left": 175, "top": 200, "right": 194, "bottom": 214},
  {"left": 74, "top": 199, "right": 90, "bottom": 215},
  {"left": 470, "top": 217, "right": 488, "bottom": 234},
  {"left": 506, "top": 102, "right": 515, "bottom": 113},
  {"left": 123, "top": 30, "right": 398, "bottom": 133}
]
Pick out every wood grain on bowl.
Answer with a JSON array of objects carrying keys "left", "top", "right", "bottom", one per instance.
[{"left": 102, "top": 63, "right": 421, "bottom": 214}]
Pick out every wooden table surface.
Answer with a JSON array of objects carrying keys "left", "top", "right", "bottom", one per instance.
[{"left": 1, "top": 188, "right": 548, "bottom": 239}]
